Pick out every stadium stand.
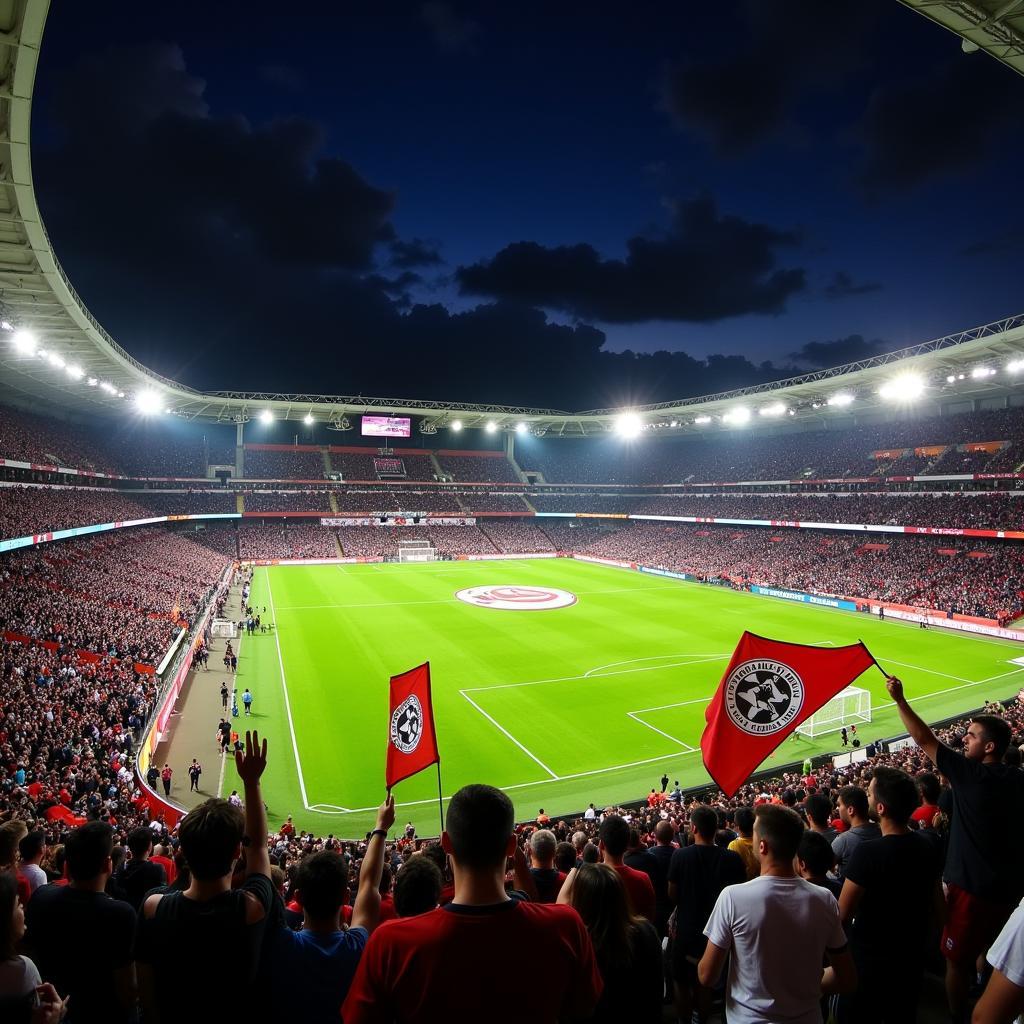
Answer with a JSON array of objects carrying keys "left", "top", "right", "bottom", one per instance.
[
  {"left": 0, "top": 487, "right": 159, "bottom": 539},
  {"left": 243, "top": 446, "right": 326, "bottom": 480},
  {"left": 456, "top": 492, "right": 532, "bottom": 513},
  {"left": 0, "top": 404, "right": 122, "bottom": 473},
  {"left": 478, "top": 519, "right": 556, "bottom": 552},
  {"left": 236, "top": 521, "right": 338, "bottom": 560},
  {"left": 242, "top": 491, "right": 334, "bottom": 513},
  {"left": 436, "top": 451, "right": 519, "bottom": 482},
  {"left": 115, "top": 436, "right": 207, "bottom": 478},
  {"left": 134, "top": 490, "right": 238, "bottom": 514}
]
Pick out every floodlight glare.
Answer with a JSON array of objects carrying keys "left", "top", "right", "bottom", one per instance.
[
  {"left": 694, "top": 415, "right": 712, "bottom": 425},
  {"left": 515, "top": 422, "right": 527, "bottom": 434},
  {"left": 485, "top": 421, "right": 497, "bottom": 433},
  {"left": 451, "top": 419, "right": 463, "bottom": 432},
  {"left": 87, "top": 377, "right": 98, "bottom": 387},
  {"left": 827, "top": 392, "right": 854, "bottom": 407},
  {"left": 259, "top": 410, "right": 273, "bottom": 424},
  {"left": 723, "top": 406, "right": 751, "bottom": 425},
  {"left": 12, "top": 330, "right": 36, "bottom": 355},
  {"left": 135, "top": 389, "right": 164, "bottom": 415},
  {"left": 303, "top": 413, "right": 314, "bottom": 426},
  {"left": 1008, "top": 359, "right": 1024, "bottom": 374},
  {"left": 759, "top": 403, "right": 786, "bottom": 418},
  {"left": 879, "top": 374, "right": 924, "bottom": 401},
  {"left": 670, "top": 420, "right": 678, "bottom": 428},
  {"left": 66, "top": 364, "right": 85, "bottom": 380},
  {"left": 615, "top": 412, "right": 643, "bottom": 438},
  {"left": 946, "top": 375, "right": 956, "bottom": 383},
  {"left": 47, "top": 352, "right": 66, "bottom": 369},
  {"left": 971, "top": 366, "right": 995, "bottom": 379}
]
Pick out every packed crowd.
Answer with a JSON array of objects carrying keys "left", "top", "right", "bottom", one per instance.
[
  {"left": 235, "top": 523, "right": 338, "bottom": 560},
  {"left": 328, "top": 451, "right": 436, "bottom": 481},
  {"left": 436, "top": 452, "right": 520, "bottom": 483},
  {"left": 136, "top": 491, "right": 237, "bottom": 515},
  {"left": 457, "top": 492, "right": 532, "bottom": 513},
  {"left": 242, "top": 448, "right": 326, "bottom": 480},
  {"left": 0, "top": 488, "right": 158, "bottom": 541},
  {"left": 1, "top": 676, "right": 1020, "bottom": 1023},
  {"left": 478, "top": 519, "right": 556, "bottom": 553},
  {"left": 242, "top": 491, "right": 334, "bottom": 513},
  {"left": 0, "top": 528, "right": 229, "bottom": 663}
]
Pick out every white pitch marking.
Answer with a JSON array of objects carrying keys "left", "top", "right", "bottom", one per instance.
[
  {"left": 458, "top": 690, "right": 559, "bottom": 779},
  {"left": 583, "top": 653, "right": 728, "bottom": 677},
  {"left": 266, "top": 570, "right": 312, "bottom": 809},
  {"left": 629, "top": 695, "right": 713, "bottom": 715},
  {"left": 626, "top": 711, "right": 696, "bottom": 751}
]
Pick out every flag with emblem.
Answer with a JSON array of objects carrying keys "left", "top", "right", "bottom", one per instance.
[
  {"left": 700, "top": 632, "right": 876, "bottom": 798},
  {"left": 386, "top": 662, "right": 440, "bottom": 790}
]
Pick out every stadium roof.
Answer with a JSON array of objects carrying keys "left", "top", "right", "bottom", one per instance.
[{"left": 1, "top": 1, "right": 1024, "bottom": 438}]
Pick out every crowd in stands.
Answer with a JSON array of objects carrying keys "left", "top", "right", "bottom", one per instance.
[
  {"left": 0, "top": 405, "right": 121, "bottom": 474},
  {"left": 114, "top": 437, "right": 207, "bottom": 478},
  {"left": 243, "top": 448, "right": 326, "bottom": 480},
  {"left": 0, "top": 487, "right": 159, "bottom": 541},
  {"left": 328, "top": 451, "right": 436, "bottom": 481},
  {"left": 242, "top": 491, "right": 334, "bottom": 513},
  {"left": 236, "top": 522, "right": 338, "bottom": 560},
  {"left": 457, "top": 492, "right": 532, "bottom": 513},
  {"left": 437, "top": 452, "right": 519, "bottom": 483},
  {"left": 0, "top": 528, "right": 229, "bottom": 663},
  {"left": 478, "top": 519, "right": 556, "bottom": 553},
  {"left": 134, "top": 491, "right": 237, "bottom": 514}
]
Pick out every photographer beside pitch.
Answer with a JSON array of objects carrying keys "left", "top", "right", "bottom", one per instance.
[{"left": 886, "top": 674, "right": 1024, "bottom": 1024}]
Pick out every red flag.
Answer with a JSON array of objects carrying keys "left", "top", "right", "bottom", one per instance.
[
  {"left": 700, "top": 632, "right": 875, "bottom": 798},
  {"left": 386, "top": 662, "right": 440, "bottom": 790}
]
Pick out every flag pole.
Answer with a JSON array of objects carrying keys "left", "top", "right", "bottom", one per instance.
[
  {"left": 436, "top": 761, "right": 445, "bottom": 836},
  {"left": 858, "top": 639, "right": 891, "bottom": 680}
]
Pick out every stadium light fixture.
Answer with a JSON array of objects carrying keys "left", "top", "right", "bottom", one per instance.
[
  {"left": 303, "top": 413, "right": 314, "bottom": 426},
  {"left": 135, "top": 389, "right": 164, "bottom": 415},
  {"left": 12, "top": 329, "right": 36, "bottom": 355},
  {"left": 1, "top": 320, "right": 11, "bottom": 331},
  {"left": 759, "top": 402, "right": 786, "bottom": 418},
  {"left": 259, "top": 410, "right": 273, "bottom": 424},
  {"left": 827, "top": 392, "right": 854, "bottom": 407},
  {"left": 669, "top": 420, "right": 678, "bottom": 428},
  {"left": 87, "top": 377, "right": 98, "bottom": 387},
  {"left": 66, "top": 364, "right": 85, "bottom": 380},
  {"left": 970, "top": 366, "right": 996, "bottom": 379},
  {"left": 117, "top": 391, "right": 125, "bottom": 399},
  {"left": 485, "top": 421, "right": 497, "bottom": 433},
  {"left": 615, "top": 412, "right": 643, "bottom": 438},
  {"left": 723, "top": 406, "right": 751, "bottom": 425},
  {"left": 694, "top": 415, "right": 712, "bottom": 425},
  {"left": 100, "top": 381, "right": 116, "bottom": 394},
  {"left": 878, "top": 374, "right": 924, "bottom": 402},
  {"left": 451, "top": 419, "right": 462, "bottom": 432},
  {"left": 515, "top": 422, "right": 527, "bottom": 434},
  {"left": 1008, "top": 359, "right": 1024, "bottom": 374},
  {"left": 46, "top": 352, "right": 66, "bottom": 369},
  {"left": 946, "top": 375, "right": 956, "bottom": 383}
]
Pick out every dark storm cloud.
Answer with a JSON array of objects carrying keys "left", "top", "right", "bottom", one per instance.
[
  {"left": 389, "top": 238, "right": 444, "bottom": 269},
  {"left": 823, "top": 271, "right": 881, "bottom": 300},
  {"left": 858, "top": 59, "right": 1017, "bottom": 192},
  {"left": 790, "top": 335, "right": 886, "bottom": 367},
  {"left": 456, "top": 196, "right": 805, "bottom": 323},
  {"left": 663, "top": 1, "right": 876, "bottom": 155},
  {"left": 419, "top": 2, "right": 481, "bottom": 55},
  {"left": 33, "top": 41, "right": 807, "bottom": 409}
]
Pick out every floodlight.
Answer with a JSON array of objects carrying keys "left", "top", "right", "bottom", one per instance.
[
  {"left": 515, "top": 422, "right": 527, "bottom": 434},
  {"left": 827, "top": 392, "right": 854, "bottom": 407},
  {"left": 723, "top": 406, "right": 751, "bottom": 425},
  {"left": 87, "top": 377, "right": 98, "bottom": 387},
  {"left": 66, "top": 364, "right": 85, "bottom": 380},
  {"left": 451, "top": 419, "right": 462, "bottom": 432},
  {"left": 1, "top": 320, "right": 11, "bottom": 331},
  {"left": 971, "top": 366, "right": 995, "bottom": 379},
  {"left": 670, "top": 420, "right": 678, "bottom": 428},
  {"left": 878, "top": 374, "right": 924, "bottom": 401},
  {"left": 694, "top": 415, "right": 712, "bottom": 425},
  {"left": 135, "top": 389, "right": 164, "bottom": 415},
  {"left": 47, "top": 352, "right": 66, "bottom": 369},
  {"left": 485, "top": 421, "right": 497, "bottom": 433},
  {"left": 100, "top": 381, "right": 116, "bottom": 394},
  {"left": 12, "top": 329, "right": 36, "bottom": 355},
  {"left": 1008, "top": 359, "right": 1024, "bottom": 374},
  {"left": 117, "top": 391, "right": 125, "bottom": 398},
  {"left": 303, "top": 413, "right": 314, "bottom": 426},
  {"left": 759, "top": 402, "right": 786, "bottom": 418},
  {"left": 946, "top": 375, "right": 956, "bottom": 383},
  {"left": 259, "top": 410, "right": 273, "bottom": 424},
  {"left": 615, "top": 412, "right": 643, "bottom": 438}
]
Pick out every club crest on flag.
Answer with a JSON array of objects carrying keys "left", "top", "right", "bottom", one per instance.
[
  {"left": 390, "top": 694, "right": 424, "bottom": 754},
  {"left": 724, "top": 659, "right": 805, "bottom": 736}
]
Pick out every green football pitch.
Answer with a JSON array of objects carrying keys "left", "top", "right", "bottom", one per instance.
[{"left": 217, "top": 557, "right": 1024, "bottom": 836}]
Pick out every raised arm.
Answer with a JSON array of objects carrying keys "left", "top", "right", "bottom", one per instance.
[
  {"left": 885, "top": 676, "right": 939, "bottom": 763},
  {"left": 351, "top": 794, "right": 396, "bottom": 932},
  {"left": 235, "top": 730, "right": 271, "bottom": 878}
]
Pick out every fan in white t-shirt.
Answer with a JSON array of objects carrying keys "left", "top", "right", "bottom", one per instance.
[
  {"left": 698, "top": 805, "right": 856, "bottom": 1024},
  {"left": 973, "top": 898, "right": 1024, "bottom": 1024}
]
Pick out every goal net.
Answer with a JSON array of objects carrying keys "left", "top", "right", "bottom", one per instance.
[
  {"left": 795, "top": 686, "right": 871, "bottom": 739},
  {"left": 211, "top": 618, "right": 237, "bottom": 639},
  {"left": 398, "top": 538, "right": 436, "bottom": 563}
]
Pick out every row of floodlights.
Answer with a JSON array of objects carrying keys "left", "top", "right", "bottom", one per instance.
[{"left": 7, "top": 326, "right": 130, "bottom": 401}]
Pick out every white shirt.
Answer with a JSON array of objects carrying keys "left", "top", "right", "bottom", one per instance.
[
  {"left": 988, "top": 897, "right": 1024, "bottom": 989},
  {"left": 584, "top": 807, "right": 596, "bottom": 820},
  {"left": 704, "top": 874, "right": 846, "bottom": 1024},
  {"left": 21, "top": 862, "right": 47, "bottom": 893},
  {"left": 0, "top": 955, "right": 41, "bottom": 998}
]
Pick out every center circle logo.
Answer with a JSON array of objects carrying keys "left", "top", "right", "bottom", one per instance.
[
  {"left": 723, "top": 659, "right": 805, "bottom": 736},
  {"left": 455, "top": 585, "right": 577, "bottom": 611},
  {"left": 390, "top": 695, "right": 424, "bottom": 753}
]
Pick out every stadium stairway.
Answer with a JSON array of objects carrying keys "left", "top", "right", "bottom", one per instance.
[
  {"left": 329, "top": 492, "right": 339, "bottom": 513},
  {"left": 521, "top": 493, "right": 537, "bottom": 512},
  {"left": 507, "top": 448, "right": 528, "bottom": 482},
  {"left": 321, "top": 448, "right": 333, "bottom": 477},
  {"left": 334, "top": 531, "right": 344, "bottom": 557},
  {"left": 429, "top": 452, "right": 444, "bottom": 479},
  {"left": 235, "top": 492, "right": 245, "bottom": 513}
]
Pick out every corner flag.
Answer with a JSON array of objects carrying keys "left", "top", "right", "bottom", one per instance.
[
  {"left": 385, "top": 662, "right": 440, "bottom": 791},
  {"left": 700, "top": 632, "right": 875, "bottom": 797}
]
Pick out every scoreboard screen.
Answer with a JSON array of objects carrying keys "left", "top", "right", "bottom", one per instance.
[{"left": 361, "top": 415, "right": 411, "bottom": 438}]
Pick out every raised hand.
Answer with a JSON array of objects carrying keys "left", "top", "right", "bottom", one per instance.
[
  {"left": 376, "top": 792, "right": 396, "bottom": 834},
  {"left": 235, "top": 730, "right": 268, "bottom": 786},
  {"left": 885, "top": 676, "right": 904, "bottom": 702}
]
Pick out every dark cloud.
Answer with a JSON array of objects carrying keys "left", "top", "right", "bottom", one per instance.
[
  {"left": 858, "top": 59, "right": 1016, "bottom": 192},
  {"left": 419, "top": 2, "right": 481, "bottom": 55},
  {"left": 663, "top": 2, "right": 876, "bottom": 155},
  {"left": 790, "top": 334, "right": 886, "bottom": 367},
  {"left": 456, "top": 196, "right": 805, "bottom": 323},
  {"left": 824, "top": 271, "right": 881, "bottom": 300},
  {"left": 389, "top": 237, "right": 444, "bottom": 269}
]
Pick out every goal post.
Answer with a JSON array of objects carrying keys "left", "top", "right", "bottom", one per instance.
[
  {"left": 398, "top": 538, "right": 436, "bottom": 563},
  {"left": 211, "top": 618, "right": 237, "bottom": 639},
  {"left": 795, "top": 686, "right": 871, "bottom": 739}
]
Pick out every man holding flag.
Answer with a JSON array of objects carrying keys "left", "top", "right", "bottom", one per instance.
[{"left": 700, "top": 632, "right": 876, "bottom": 798}]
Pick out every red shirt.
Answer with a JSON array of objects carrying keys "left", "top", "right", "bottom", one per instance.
[
  {"left": 152, "top": 855, "right": 176, "bottom": 884},
  {"left": 911, "top": 803, "right": 940, "bottom": 827},
  {"left": 378, "top": 895, "right": 397, "bottom": 924},
  {"left": 342, "top": 900, "right": 602, "bottom": 1024},
  {"left": 611, "top": 862, "right": 656, "bottom": 924}
]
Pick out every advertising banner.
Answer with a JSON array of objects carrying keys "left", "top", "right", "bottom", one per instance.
[{"left": 750, "top": 584, "right": 859, "bottom": 612}]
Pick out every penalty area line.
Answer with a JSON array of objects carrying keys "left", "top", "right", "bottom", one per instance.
[
  {"left": 458, "top": 690, "right": 559, "bottom": 779},
  {"left": 626, "top": 711, "right": 696, "bottom": 751}
]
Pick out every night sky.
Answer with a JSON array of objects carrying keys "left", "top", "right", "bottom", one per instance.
[{"left": 29, "top": 1, "right": 1024, "bottom": 410}]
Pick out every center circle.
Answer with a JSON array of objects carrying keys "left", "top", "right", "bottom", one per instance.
[{"left": 455, "top": 585, "right": 578, "bottom": 611}]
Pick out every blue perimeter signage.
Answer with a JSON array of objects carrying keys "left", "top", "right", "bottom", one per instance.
[{"left": 750, "top": 584, "right": 858, "bottom": 612}]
